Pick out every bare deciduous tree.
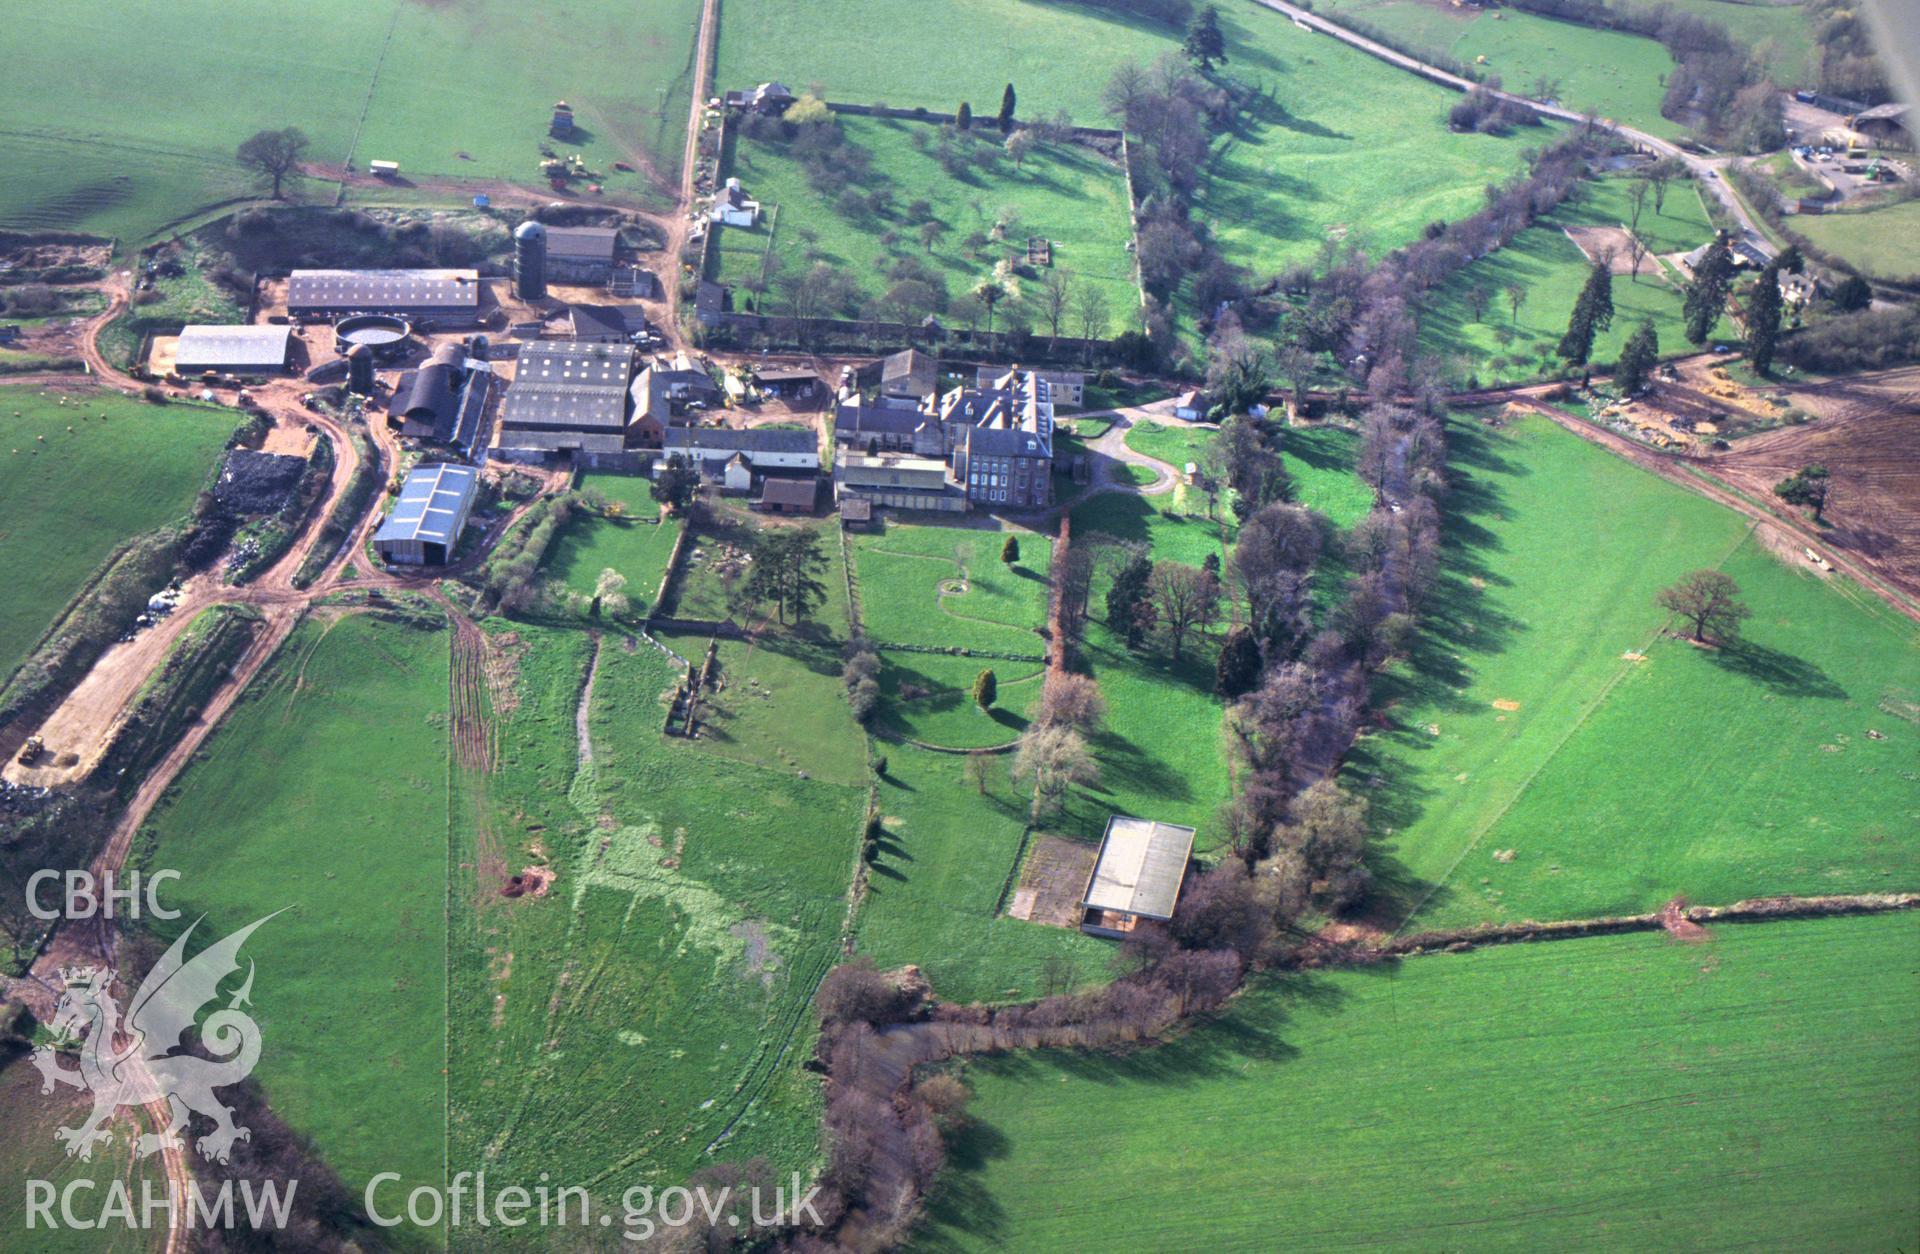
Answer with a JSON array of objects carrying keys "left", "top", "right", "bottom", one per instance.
[
  {"left": 1148, "top": 561, "right": 1220, "bottom": 661},
  {"left": 1012, "top": 725, "right": 1100, "bottom": 820}
]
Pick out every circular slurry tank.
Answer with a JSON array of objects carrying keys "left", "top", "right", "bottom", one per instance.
[{"left": 333, "top": 313, "right": 413, "bottom": 360}]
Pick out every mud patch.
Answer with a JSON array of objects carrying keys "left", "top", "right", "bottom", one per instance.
[
  {"left": 1660, "top": 896, "right": 1711, "bottom": 943},
  {"left": 730, "top": 919, "right": 782, "bottom": 988},
  {"left": 501, "top": 865, "right": 556, "bottom": 899},
  {"left": 1492, "top": 698, "right": 1520, "bottom": 711}
]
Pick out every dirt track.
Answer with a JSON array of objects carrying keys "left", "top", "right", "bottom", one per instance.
[{"left": 1698, "top": 366, "right": 1920, "bottom": 600}]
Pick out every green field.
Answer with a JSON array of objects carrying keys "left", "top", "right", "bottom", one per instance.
[
  {"left": 857, "top": 746, "right": 1113, "bottom": 1004},
  {"left": 918, "top": 911, "right": 1920, "bottom": 1249},
  {"left": 1419, "top": 175, "right": 1729, "bottom": 384},
  {"left": 1792, "top": 197, "right": 1920, "bottom": 282},
  {"left": 1352, "top": 414, "right": 1920, "bottom": 931},
  {"left": 545, "top": 476, "right": 682, "bottom": 609},
  {"left": 136, "top": 609, "right": 450, "bottom": 1197},
  {"left": 711, "top": 114, "right": 1138, "bottom": 335},
  {"left": 718, "top": 0, "right": 1546, "bottom": 330},
  {"left": 0, "top": 387, "right": 235, "bottom": 686},
  {"left": 448, "top": 629, "right": 863, "bottom": 1200},
  {"left": 0, "top": 0, "right": 699, "bottom": 242},
  {"left": 1315, "top": 0, "right": 1686, "bottom": 135}
]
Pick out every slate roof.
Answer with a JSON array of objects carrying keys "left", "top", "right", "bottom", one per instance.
[
  {"left": 965, "top": 424, "right": 1049, "bottom": 459},
  {"left": 834, "top": 403, "right": 930, "bottom": 439},
  {"left": 1082, "top": 817, "right": 1195, "bottom": 920},
  {"left": 287, "top": 269, "right": 480, "bottom": 312},
  {"left": 758, "top": 476, "right": 819, "bottom": 509},
  {"left": 173, "top": 324, "right": 291, "bottom": 370},
  {"left": 665, "top": 426, "right": 816, "bottom": 456},
  {"left": 569, "top": 304, "right": 650, "bottom": 342},
  {"left": 374, "top": 463, "right": 479, "bottom": 547}
]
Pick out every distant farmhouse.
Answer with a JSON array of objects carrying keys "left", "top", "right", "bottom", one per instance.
[
  {"left": 710, "top": 178, "right": 762, "bottom": 228},
  {"left": 287, "top": 269, "right": 482, "bottom": 324},
  {"left": 832, "top": 354, "right": 1057, "bottom": 514},
  {"left": 373, "top": 462, "right": 480, "bottom": 566},
  {"left": 173, "top": 324, "right": 292, "bottom": 375},
  {"left": 721, "top": 81, "right": 796, "bottom": 115},
  {"left": 975, "top": 365, "right": 1085, "bottom": 409}
]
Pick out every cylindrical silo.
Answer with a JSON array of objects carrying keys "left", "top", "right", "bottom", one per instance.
[
  {"left": 347, "top": 343, "right": 375, "bottom": 395},
  {"left": 514, "top": 220, "right": 547, "bottom": 301}
]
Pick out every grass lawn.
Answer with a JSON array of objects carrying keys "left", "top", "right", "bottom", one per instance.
[
  {"left": 448, "top": 623, "right": 867, "bottom": 1210},
  {"left": 0, "top": 0, "right": 695, "bottom": 242},
  {"left": 874, "top": 652, "right": 1045, "bottom": 749},
  {"left": 135, "top": 610, "right": 450, "bottom": 1197},
  {"left": 1751, "top": 150, "right": 1826, "bottom": 201},
  {"left": 1351, "top": 414, "right": 1920, "bottom": 932},
  {"left": 918, "top": 911, "right": 1920, "bottom": 1250},
  {"left": 853, "top": 522, "right": 1052, "bottom": 654},
  {"left": 545, "top": 480, "right": 682, "bottom": 610},
  {"left": 856, "top": 746, "right": 1113, "bottom": 1004},
  {"left": 1792, "top": 197, "right": 1920, "bottom": 282},
  {"left": 1312, "top": 0, "right": 1685, "bottom": 136},
  {"left": 712, "top": 114, "right": 1138, "bottom": 336},
  {"left": 1418, "top": 176, "right": 1730, "bottom": 386},
  {"left": 0, "top": 387, "right": 236, "bottom": 686}
]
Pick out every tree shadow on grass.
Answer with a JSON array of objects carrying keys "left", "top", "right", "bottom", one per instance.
[{"left": 1710, "top": 638, "right": 1847, "bottom": 700}]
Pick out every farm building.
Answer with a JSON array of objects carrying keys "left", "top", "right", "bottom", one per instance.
[
  {"left": 661, "top": 426, "right": 819, "bottom": 473},
  {"left": 833, "top": 398, "right": 943, "bottom": 456},
  {"left": 754, "top": 475, "right": 819, "bottom": 514},
  {"left": 695, "top": 281, "right": 727, "bottom": 327},
  {"left": 1173, "top": 390, "right": 1210, "bottom": 421},
  {"left": 1853, "top": 102, "right": 1910, "bottom": 148},
  {"left": 372, "top": 462, "right": 480, "bottom": 565},
  {"left": 545, "top": 226, "right": 621, "bottom": 283},
  {"left": 172, "top": 324, "right": 292, "bottom": 374},
  {"left": 287, "top": 269, "right": 482, "bottom": 324},
  {"left": 710, "top": 178, "right": 761, "bottom": 228},
  {"left": 387, "top": 341, "right": 494, "bottom": 456},
  {"left": 753, "top": 366, "right": 821, "bottom": 401},
  {"left": 834, "top": 454, "right": 965, "bottom": 513},
  {"left": 1080, "top": 817, "right": 1196, "bottom": 938},
  {"left": 722, "top": 81, "right": 796, "bottom": 114},
  {"left": 627, "top": 372, "right": 670, "bottom": 447},
  {"left": 879, "top": 348, "right": 939, "bottom": 401},
  {"left": 495, "top": 339, "right": 637, "bottom": 459},
  {"left": 569, "top": 303, "right": 652, "bottom": 344}
]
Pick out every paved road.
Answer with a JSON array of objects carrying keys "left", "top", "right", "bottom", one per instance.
[{"left": 1249, "top": 0, "right": 1775, "bottom": 255}]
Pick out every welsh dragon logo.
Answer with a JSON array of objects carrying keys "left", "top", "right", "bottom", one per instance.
[{"left": 30, "top": 913, "right": 279, "bottom": 1165}]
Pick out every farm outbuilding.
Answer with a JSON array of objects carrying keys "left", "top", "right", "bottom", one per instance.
[
  {"left": 754, "top": 475, "right": 819, "bottom": 514},
  {"left": 287, "top": 269, "right": 482, "bottom": 324},
  {"left": 172, "top": 324, "right": 292, "bottom": 374},
  {"left": 373, "top": 462, "right": 480, "bottom": 565},
  {"left": 496, "top": 339, "right": 637, "bottom": 457},
  {"left": 544, "top": 226, "right": 621, "bottom": 283},
  {"left": 1080, "top": 817, "right": 1196, "bottom": 937}
]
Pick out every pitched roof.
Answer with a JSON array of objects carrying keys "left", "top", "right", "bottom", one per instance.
[
  {"left": 965, "top": 424, "right": 1049, "bottom": 459},
  {"left": 665, "top": 426, "right": 816, "bottom": 455},
  {"left": 880, "top": 347, "right": 938, "bottom": 391},
  {"left": 173, "top": 324, "right": 291, "bottom": 369},
  {"left": 758, "top": 476, "right": 819, "bottom": 508},
  {"left": 287, "top": 269, "right": 480, "bottom": 312},
  {"left": 834, "top": 403, "right": 929, "bottom": 439},
  {"left": 1854, "top": 102, "right": 1909, "bottom": 122},
  {"left": 569, "top": 304, "right": 649, "bottom": 342},
  {"left": 373, "top": 463, "right": 479, "bottom": 547},
  {"left": 1082, "top": 817, "right": 1195, "bottom": 920},
  {"left": 544, "top": 226, "right": 619, "bottom": 261},
  {"left": 501, "top": 339, "right": 634, "bottom": 430}
]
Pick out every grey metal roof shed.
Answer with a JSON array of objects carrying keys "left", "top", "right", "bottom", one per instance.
[
  {"left": 173, "top": 324, "right": 292, "bottom": 372},
  {"left": 1081, "top": 817, "right": 1196, "bottom": 935},
  {"left": 373, "top": 463, "right": 481, "bottom": 564}
]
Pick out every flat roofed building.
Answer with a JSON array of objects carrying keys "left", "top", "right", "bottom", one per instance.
[
  {"left": 173, "top": 324, "right": 292, "bottom": 374},
  {"left": 287, "top": 269, "right": 481, "bottom": 321},
  {"left": 373, "top": 462, "right": 480, "bottom": 565},
  {"left": 497, "top": 339, "right": 636, "bottom": 455},
  {"left": 1080, "top": 817, "right": 1196, "bottom": 937},
  {"left": 834, "top": 453, "right": 965, "bottom": 513}
]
